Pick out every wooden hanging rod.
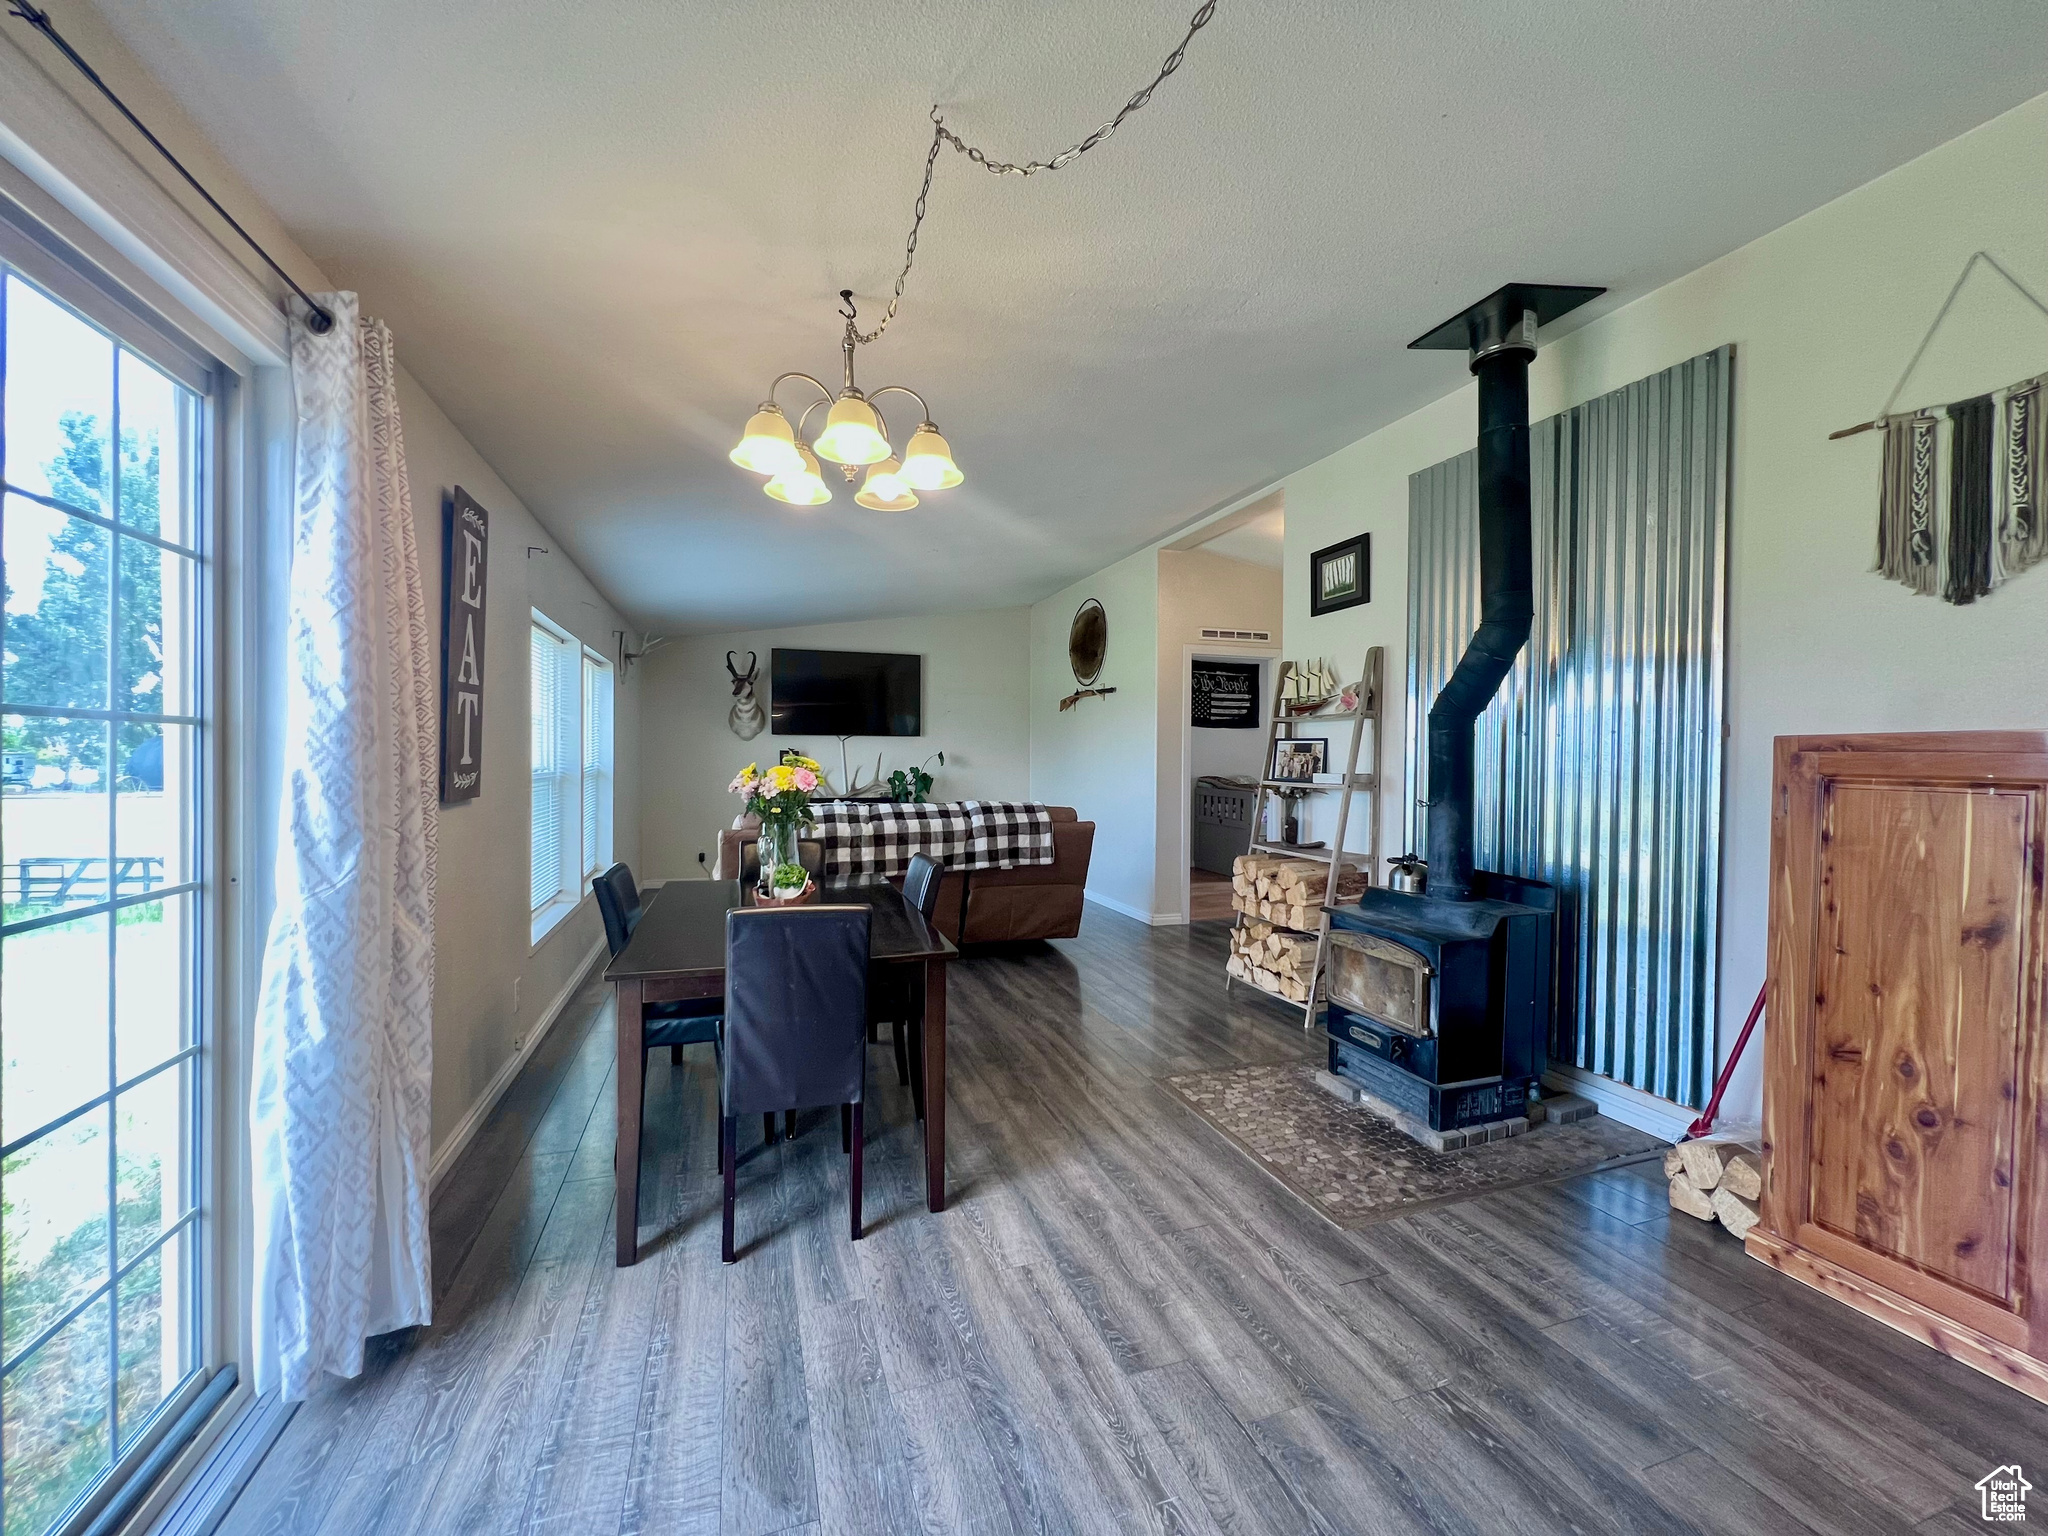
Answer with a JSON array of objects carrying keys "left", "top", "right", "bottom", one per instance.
[{"left": 1830, "top": 250, "right": 2048, "bottom": 441}]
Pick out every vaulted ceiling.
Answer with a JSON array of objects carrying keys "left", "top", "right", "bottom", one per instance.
[{"left": 91, "top": 0, "right": 2048, "bottom": 633}]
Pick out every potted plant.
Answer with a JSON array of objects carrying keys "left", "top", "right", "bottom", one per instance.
[
  {"left": 728, "top": 755, "right": 821, "bottom": 899},
  {"left": 887, "top": 750, "right": 944, "bottom": 804}
]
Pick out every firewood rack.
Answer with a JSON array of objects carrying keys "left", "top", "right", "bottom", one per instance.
[{"left": 1224, "top": 647, "right": 1383, "bottom": 1029}]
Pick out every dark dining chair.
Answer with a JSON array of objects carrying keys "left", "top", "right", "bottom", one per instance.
[
  {"left": 594, "top": 863, "right": 724, "bottom": 1067},
  {"left": 720, "top": 905, "right": 870, "bottom": 1262},
  {"left": 595, "top": 864, "right": 727, "bottom": 1177},
  {"left": 884, "top": 853, "right": 943, "bottom": 1121}
]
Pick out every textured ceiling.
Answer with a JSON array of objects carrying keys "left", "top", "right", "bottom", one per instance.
[{"left": 88, "top": 0, "right": 2048, "bottom": 633}]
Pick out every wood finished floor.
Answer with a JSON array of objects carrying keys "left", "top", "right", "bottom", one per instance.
[
  {"left": 1188, "top": 870, "right": 1236, "bottom": 923},
  {"left": 218, "top": 911, "right": 2048, "bottom": 1536}
]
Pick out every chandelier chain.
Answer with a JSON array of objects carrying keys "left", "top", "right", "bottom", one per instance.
[
  {"left": 935, "top": 0, "right": 1218, "bottom": 177},
  {"left": 851, "top": 125, "right": 945, "bottom": 346},
  {"left": 849, "top": 0, "right": 1219, "bottom": 347}
]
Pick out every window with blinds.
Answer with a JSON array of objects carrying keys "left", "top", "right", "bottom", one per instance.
[
  {"left": 529, "top": 614, "right": 579, "bottom": 933},
  {"left": 581, "top": 650, "right": 613, "bottom": 879},
  {"left": 530, "top": 611, "right": 616, "bottom": 942}
]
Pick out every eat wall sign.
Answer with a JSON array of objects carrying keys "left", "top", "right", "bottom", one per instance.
[{"left": 440, "top": 487, "right": 489, "bottom": 803}]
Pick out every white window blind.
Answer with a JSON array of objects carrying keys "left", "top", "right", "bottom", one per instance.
[
  {"left": 581, "top": 650, "right": 613, "bottom": 878},
  {"left": 530, "top": 616, "right": 577, "bottom": 915}
]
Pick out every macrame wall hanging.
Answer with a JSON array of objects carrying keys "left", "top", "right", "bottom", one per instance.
[{"left": 1836, "top": 251, "right": 2048, "bottom": 606}]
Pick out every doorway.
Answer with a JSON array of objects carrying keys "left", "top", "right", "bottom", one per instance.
[{"left": 1180, "top": 646, "right": 1277, "bottom": 922}]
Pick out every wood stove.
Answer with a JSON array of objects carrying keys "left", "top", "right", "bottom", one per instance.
[
  {"left": 1322, "top": 283, "right": 1597, "bottom": 1132},
  {"left": 1326, "top": 877, "right": 1554, "bottom": 1131}
]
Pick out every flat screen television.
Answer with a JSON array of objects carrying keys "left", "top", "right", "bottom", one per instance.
[{"left": 771, "top": 648, "right": 922, "bottom": 737}]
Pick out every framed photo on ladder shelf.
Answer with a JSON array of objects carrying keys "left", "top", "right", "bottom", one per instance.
[{"left": 1270, "top": 737, "right": 1328, "bottom": 782}]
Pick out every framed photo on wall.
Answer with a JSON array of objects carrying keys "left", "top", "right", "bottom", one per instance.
[
  {"left": 1191, "top": 658, "right": 1261, "bottom": 728},
  {"left": 1309, "top": 533, "right": 1370, "bottom": 616}
]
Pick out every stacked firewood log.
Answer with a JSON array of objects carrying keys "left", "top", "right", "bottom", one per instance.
[
  {"left": 1228, "top": 854, "right": 1366, "bottom": 932},
  {"left": 1226, "top": 920, "right": 1319, "bottom": 1001},
  {"left": 1664, "top": 1134, "right": 1762, "bottom": 1238}
]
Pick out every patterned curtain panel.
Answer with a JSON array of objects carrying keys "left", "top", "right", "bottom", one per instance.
[
  {"left": 1404, "top": 345, "right": 1731, "bottom": 1107},
  {"left": 253, "top": 293, "right": 439, "bottom": 1399}
]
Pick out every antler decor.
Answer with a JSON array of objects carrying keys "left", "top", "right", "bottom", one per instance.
[{"left": 725, "top": 651, "right": 765, "bottom": 740}]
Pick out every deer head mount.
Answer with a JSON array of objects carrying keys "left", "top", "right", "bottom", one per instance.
[{"left": 726, "top": 650, "right": 765, "bottom": 740}]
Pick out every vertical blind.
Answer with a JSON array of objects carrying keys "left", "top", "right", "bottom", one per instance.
[{"left": 1404, "top": 345, "right": 1731, "bottom": 1107}]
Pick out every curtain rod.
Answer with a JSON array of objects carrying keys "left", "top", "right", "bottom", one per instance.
[{"left": 6, "top": 2, "right": 335, "bottom": 333}]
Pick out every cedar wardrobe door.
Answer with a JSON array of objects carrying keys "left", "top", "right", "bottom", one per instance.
[{"left": 1756, "top": 733, "right": 2048, "bottom": 1401}]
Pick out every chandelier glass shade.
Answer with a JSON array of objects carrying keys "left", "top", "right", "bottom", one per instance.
[
  {"left": 813, "top": 394, "right": 892, "bottom": 466},
  {"left": 763, "top": 443, "right": 832, "bottom": 506},
  {"left": 730, "top": 404, "right": 802, "bottom": 475},
  {"left": 854, "top": 457, "right": 918, "bottom": 511},
  {"left": 900, "top": 424, "right": 964, "bottom": 490}
]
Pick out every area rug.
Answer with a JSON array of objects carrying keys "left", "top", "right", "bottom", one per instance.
[{"left": 1163, "top": 1061, "right": 1666, "bottom": 1229}]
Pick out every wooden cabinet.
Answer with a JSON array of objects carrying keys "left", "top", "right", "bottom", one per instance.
[{"left": 1751, "top": 731, "right": 2048, "bottom": 1401}]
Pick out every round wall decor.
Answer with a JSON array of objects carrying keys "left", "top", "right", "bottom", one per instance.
[{"left": 1068, "top": 599, "right": 1108, "bottom": 686}]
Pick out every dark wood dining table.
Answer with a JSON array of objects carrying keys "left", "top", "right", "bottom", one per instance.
[{"left": 604, "top": 877, "right": 957, "bottom": 1265}]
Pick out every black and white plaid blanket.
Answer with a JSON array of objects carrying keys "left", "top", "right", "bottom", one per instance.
[{"left": 809, "top": 800, "right": 1055, "bottom": 878}]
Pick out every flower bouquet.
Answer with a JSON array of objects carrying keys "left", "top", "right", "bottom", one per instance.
[{"left": 729, "top": 755, "right": 821, "bottom": 901}]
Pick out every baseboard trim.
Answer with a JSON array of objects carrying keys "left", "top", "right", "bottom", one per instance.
[
  {"left": 1084, "top": 891, "right": 1181, "bottom": 926},
  {"left": 1541, "top": 1064, "right": 1692, "bottom": 1143},
  {"left": 429, "top": 937, "right": 606, "bottom": 1190}
]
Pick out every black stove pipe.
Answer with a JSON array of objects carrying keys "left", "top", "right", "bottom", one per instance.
[{"left": 1424, "top": 322, "right": 1535, "bottom": 903}]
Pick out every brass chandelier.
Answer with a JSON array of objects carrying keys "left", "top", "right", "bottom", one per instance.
[
  {"left": 729, "top": 292, "right": 961, "bottom": 511},
  {"left": 729, "top": 0, "right": 1220, "bottom": 511}
]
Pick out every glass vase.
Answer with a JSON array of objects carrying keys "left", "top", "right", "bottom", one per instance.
[{"left": 757, "top": 818, "right": 804, "bottom": 899}]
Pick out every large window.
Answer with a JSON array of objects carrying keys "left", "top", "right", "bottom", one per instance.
[
  {"left": 580, "top": 648, "right": 613, "bottom": 882},
  {"left": 530, "top": 613, "right": 611, "bottom": 942},
  {"left": 2, "top": 266, "right": 210, "bottom": 1534}
]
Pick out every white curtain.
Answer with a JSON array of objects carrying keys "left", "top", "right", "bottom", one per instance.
[{"left": 253, "top": 293, "right": 439, "bottom": 1400}]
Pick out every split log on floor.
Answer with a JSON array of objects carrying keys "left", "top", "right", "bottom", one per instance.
[
  {"left": 1667, "top": 1172, "right": 1715, "bottom": 1221},
  {"left": 1710, "top": 1183, "right": 1761, "bottom": 1239},
  {"left": 1677, "top": 1135, "right": 1752, "bottom": 1193},
  {"left": 1663, "top": 1146, "right": 1686, "bottom": 1180},
  {"left": 1227, "top": 952, "right": 1310, "bottom": 1002},
  {"left": 1720, "top": 1150, "right": 1763, "bottom": 1202}
]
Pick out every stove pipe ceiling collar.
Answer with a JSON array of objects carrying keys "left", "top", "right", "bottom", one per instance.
[{"left": 1407, "top": 283, "right": 1604, "bottom": 901}]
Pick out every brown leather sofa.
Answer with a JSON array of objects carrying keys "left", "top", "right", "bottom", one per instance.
[{"left": 716, "top": 806, "right": 1095, "bottom": 944}]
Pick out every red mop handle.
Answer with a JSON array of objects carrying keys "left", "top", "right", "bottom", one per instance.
[{"left": 1685, "top": 981, "right": 1767, "bottom": 1141}]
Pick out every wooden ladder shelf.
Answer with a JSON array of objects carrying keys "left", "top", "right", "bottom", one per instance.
[{"left": 1223, "top": 647, "right": 1383, "bottom": 1029}]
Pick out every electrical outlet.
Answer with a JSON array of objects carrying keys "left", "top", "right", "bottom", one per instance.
[{"left": 511, "top": 1034, "right": 524, "bottom": 1053}]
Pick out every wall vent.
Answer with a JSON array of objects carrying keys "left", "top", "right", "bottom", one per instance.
[{"left": 1199, "top": 627, "right": 1271, "bottom": 642}]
